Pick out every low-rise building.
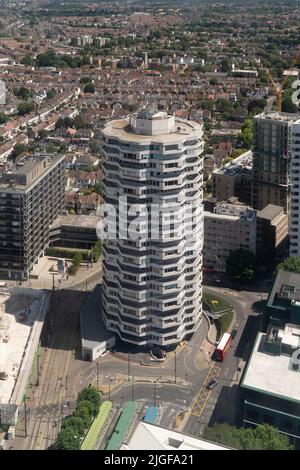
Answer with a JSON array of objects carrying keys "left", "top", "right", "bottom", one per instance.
[
  {"left": 204, "top": 202, "right": 257, "bottom": 272},
  {"left": 121, "top": 421, "right": 231, "bottom": 450},
  {"left": 265, "top": 270, "right": 300, "bottom": 328},
  {"left": 49, "top": 214, "right": 100, "bottom": 250},
  {"left": 80, "top": 285, "right": 115, "bottom": 361},
  {"left": 241, "top": 323, "right": 300, "bottom": 446}
]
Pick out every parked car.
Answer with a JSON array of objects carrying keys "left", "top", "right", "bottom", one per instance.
[
  {"left": 206, "top": 378, "right": 218, "bottom": 390},
  {"left": 231, "top": 328, "right": 238, "bottom": 339}
]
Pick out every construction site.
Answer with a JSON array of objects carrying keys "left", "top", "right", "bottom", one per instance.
[{"left": 0, "top": 286, "right": 50, "bottom": 433}]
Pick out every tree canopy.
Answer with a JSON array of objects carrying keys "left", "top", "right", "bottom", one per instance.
[
  {"left": 276, "top": 256, "right": 300, "bottom": 274},
  {"left": 51, "top": 387, "right": 101, "bottom": 450},
  {"left": 226, "top": 248, "right": 257, "bottom": 282},
  {"left": 204, "top": 423, "right": 293, "bottom": 450}
]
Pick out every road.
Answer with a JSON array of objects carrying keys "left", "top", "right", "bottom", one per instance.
[
  {"left": 182, "top": 285, "right": 267, "bottom": 436},
  {"left": 12, "top": 279, "right": 267, "bottom": 448}
]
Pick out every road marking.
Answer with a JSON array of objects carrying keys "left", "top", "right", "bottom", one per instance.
[
  {"left": 189, "top": 365, "right": 222, "bottom": 418},
  {"left": 224, "top": 368, "right": 229, "bottom": 376}
]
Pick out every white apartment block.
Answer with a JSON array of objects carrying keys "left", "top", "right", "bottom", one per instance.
[
  {"left": 204, "top": 202, "right": 257, "bottom": 272},
  {"left": 290, "top": 119, "right": 300, "bottom": 256},
  {"left": 100, "top": 110, "right": 204, "bottom": 347}
]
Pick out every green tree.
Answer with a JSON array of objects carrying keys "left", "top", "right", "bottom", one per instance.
[
  {"left": 72, "top": 253, "right": 83, "bottom": 267},
  {"left": 73, "top": 400, "right": 94, "bottom": 427},
  {"left": 17, "top": 101, "right": 35, "bottom": 116},
  {"left": 89, "top": 139, "right": 101, "bottom": 155},
  {"left": 0, "top": 113, "right": 9, "bottom": 125},
  {"left": 240, "top": 118, "right": 253, "bottom": 149},
  {"left": 61, "top": 416, "right": 86, "bottom": 435},
  {"left": 21, "top": 53, "right": 35, "bottom": 66},
  {"left": 93, "top": 182, "right": 103, "bottom": 195},
  {"left": 73, "top": 114, "right": 90, "bottom": 130},
  {"left": 84, "top": 83, "right": 95, "bottom": 94},
  {"left": 46, "top": 89, "right": 56, "bottom": 99},
  {"left": 53, "top": 429, "right": 80, "bottom": 450},
  {"left": 226, "top": 249, "right": 257, "bottom": 282},
  {"left": 36, "top": 49, "right": 56, "bottom": 67},
  {"left": 80, "top": 76, "right": 93, "bottom": 84},
  {"left": 92, "top": 240, "right": 102, "bottom": 262},
  {"left": 77, "top": 387, "right": 100, "bottom": 416},
  {"left": 12, "top": 143, "right": 27, "bottom": 158},
  {"left": 276, "top": 256, "right": 300, "bottom": 274},
  {"left": 242, "top": 424, "right": 293, "bottom": 450},
  {"left": 204, "top": 423, "right": 293, "bottom": 450},
  {"left": 220, "top": 58, "right": 231, "bottom": 73},
  {"left": 14, "top": 86, "right": 32, "bottom": 100}
]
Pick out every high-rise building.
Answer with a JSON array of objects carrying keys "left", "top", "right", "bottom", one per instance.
[
  {"left": 0, "top": 154, "right": 65, "bottom": 280},
  {"left": 290, "top": 118, "right": 300, "bottom": 256},
  {"left": 252, "top": 112, "right": 299, "bottom": 213},
  {"left": 101, "top": 110, "right": 204, "bottom": 347}
]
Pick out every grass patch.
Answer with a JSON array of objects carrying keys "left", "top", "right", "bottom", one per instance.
[
  {"left": 203, "top": 293, "right": 232, "bottom": 313},
  {"left": 203, "top": 293, "right": 233, "bottom": 340},
  {"left": 215, "top": 310, "right": 234, "bottom": 340}
]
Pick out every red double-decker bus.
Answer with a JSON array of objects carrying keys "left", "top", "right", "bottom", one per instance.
[{"left": 214, "top": 332, "right": 232, "bottom": 361}]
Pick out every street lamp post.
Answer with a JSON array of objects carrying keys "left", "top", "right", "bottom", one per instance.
[
  {"left": 96, "top": 363, "right": 99, "bottom": 390},
  {"left": 131, "top": 376, "right": 134, "bottom": 401},
  {"left": 153, "top": 380, "right": 157, "bottom": 407},
  {"left": 174, "top": 350, "right": 177, "bottom": 384},
  {"left": 127, "top": 352, "right": 131, "bottom": 382},
  {"left": 36, "top": 351, "right": 40, "bottom": 387},
  {"left": 24, "top": 400, "right": 28, "bottom": 438}
]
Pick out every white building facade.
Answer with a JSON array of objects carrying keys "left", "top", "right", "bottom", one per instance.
[
  {"left": 204, "top": 202, "right": 257, "bottom": 272},
  {"left": 100, "top": 110, "right": 204, "bottom": 347},
  {"left": 290, "top": 119, "right": 300, "bottom": 256}
]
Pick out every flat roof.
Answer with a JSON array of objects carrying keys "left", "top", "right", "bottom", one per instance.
[
  {"left": 213, "top": 150, "right": 253, "bottom": 176},
  {"left": 51, "top": 214, "right": 100, "bottom": 230},
  {"left": 124, "top": 421, "right": 230, "bottom": 450},
  {"left": 268, "top": 270, "right": 300, "bottom": 307},
  {"left": 102, "top": 116, "right": 202, "bottom": 144},
  {"left": 0, "top": 154, "right": 64, "bottom": 191},
  {"left": 241, "top": 332, "right": 300, "bottom": 403},
  {"left": 254, "top": 112, "right": 299, "bottom": 123},
  {"left": 257, "top": 204, "right": 284, "bottom": 221}
]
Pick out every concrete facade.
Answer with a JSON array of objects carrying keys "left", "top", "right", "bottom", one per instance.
[
  {"left": 290, "top": 119, "right": 300, "bottom": 256},
  {"left": 252, "top": 112, "right": 299, "bottom": 213},
  {"left": 0, "top": 154, "right": 65, "bottom": 280},
  {"left": 204, "top": 202, "right": 257, "bottom": 272},
  {"left": 101, "top": 110, "right": 204, "bottom": 347}
]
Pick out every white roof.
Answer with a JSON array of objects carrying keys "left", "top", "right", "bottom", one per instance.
[
  {"left": 123, "top": 421, "right": 229, "bottom": 450},
  {"left": 241, "top": 332, "right": 300, "bottom": 403},
  {"left": 217, "top": 332, "right": 231, "bottom": 350}
]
